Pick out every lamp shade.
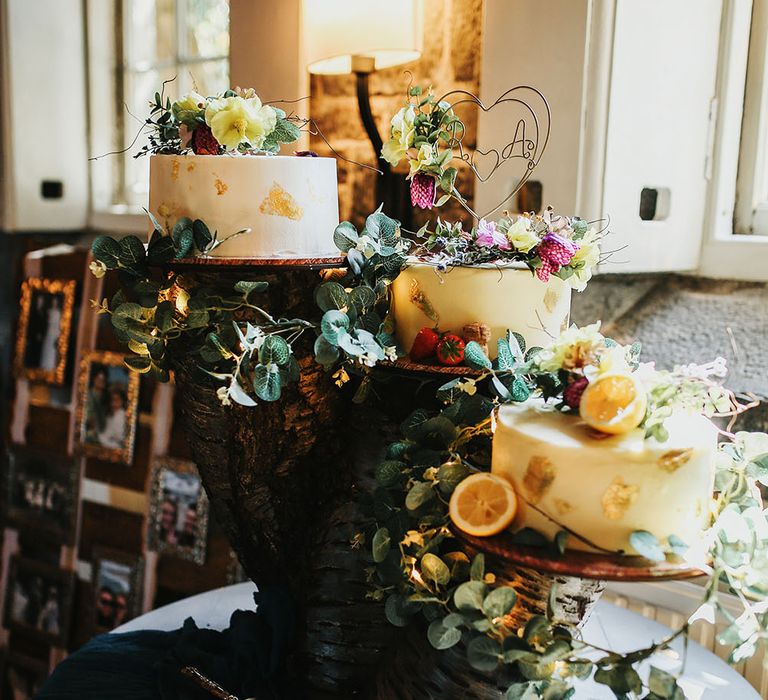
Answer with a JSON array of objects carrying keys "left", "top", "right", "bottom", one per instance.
[{"left": 303, "top": 0, "right": 423, "bottom": 74}]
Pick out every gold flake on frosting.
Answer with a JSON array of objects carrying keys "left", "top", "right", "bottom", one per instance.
[
  {"left": 171, "top": 158, "right": 180, "bottom": 181},
  {"left": 658, "top": 448, "right": 693, "bottom": 473},
  {"left": 553, "top": 498, "right": 573, "bottom": 516},
  {"left": 214, "top": 178, "right": 228, "bottom": 196},
  {"left": 259, "top": 182, "right": 303, "bottom": 220},
  {"left": 408, "top": 279, "right": 439, "bottom": 323},
  {"left": 522, "top": 456, "right": 556, "bottom": 504},
  {"left": 601, "top": 477, "right": 639, "bottom": 520},
  {"left": 543, "top": 287, "right": 561, "bottom": 313}
]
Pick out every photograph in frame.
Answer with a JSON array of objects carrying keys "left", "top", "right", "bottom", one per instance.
[
  {"left": 75, "top": 350, "right": 140, "bottom": 464},
  {"left": 14, "top": 277, "right": 76, "bottom": 385},
  {"left": 91, "top": 547, "right": 144, "bottom": 632},
  {"left": 3, "top": 556, "right": 75, "bottom": 646},
  {"left": 4, "top": 447, "right": 79, "bottom": 544},
  {"left": 148, "top": 458, "right": 210, "bottom": 566}
]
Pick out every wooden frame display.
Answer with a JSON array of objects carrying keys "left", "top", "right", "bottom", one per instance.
[
  {"left": 75, "top": 350, "right": 140, "bottom": 464},
  {"left": 3, "top": 556, "right": 75, "bottom": 646},
  {"left": 148, "top": 458, "right": 209, "bottom": 566},
  {"left": 4, "top": 447, "right": 79, "bottom": 544},
  {"left": 14, "top": 277, "right": 76, "bottom": 385},
  {"left": 91, "top": 547, "right": 144, "bottom": 632}
]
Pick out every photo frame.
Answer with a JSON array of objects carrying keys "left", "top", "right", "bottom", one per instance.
[
  {"left": 4, "top": 447, "right": 80, "bottom": 544},
  {"left": 75, "top": 350, "right": 140, "bottom": 464},
  {"left": 148, "top": 458, "right": 209, "bottom": 565},
  {"left": 14, "top": 277, "right": 76, "bottom": 385},
  {"left": 3, "top": 556, "right": 75, "bottom": 646},
  {"left": 91, "top": 547, "right": 144, "bottom": 632}
]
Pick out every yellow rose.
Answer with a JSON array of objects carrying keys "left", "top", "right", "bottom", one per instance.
[
  {"left": 171, "top": 91, "right": 206, "bottom": 125},
  {"left": 505, "top": 216, "right": 540, "bottom": 253},
  {"left": 205, "top": 95, "right": 277, "bottom": 151},
  {"left": 569, "top": 226, "right": 601, "bottom": 291},
  {"left": 408, "top": 143, "right": 438, "bottom": 177},
  {"left": 381, "top": 105, "right": 416, "bottom": 166}
]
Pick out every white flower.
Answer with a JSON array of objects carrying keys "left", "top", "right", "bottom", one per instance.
[
  {"left": 359, "top": 352, "right": 379, "bottom": 368},
  {"left": 204, "top": 95, "right": 277, "bottom": 150},
  {"left": 384, "top": 346, "right": 398, "bottom": 362},
  {"left": 457, "top": 378, "right": 477, "bottom": 396},
  {"left": 171, "top": 91, "right": 206, "bottom": 126},
  {"left": 504, "top": 216, "right": 540, "bottom": 253},
  {"left": 89, "top": 260, "right": 107, "bottom": 278},
  {"left": 381, "top": 105, "right": 416, "bottom": 166},
  {"left": 568, "top": 226, "right": 601, "bottom": 291},
  {"left": 537, "top": 322, "right": 605, "bottom": 373},
  {"left": 408, "top": 143, "right": 439, "bottom": 177},
  {"left": 216, "top": 385, "right": 232, "bottom": 406}
]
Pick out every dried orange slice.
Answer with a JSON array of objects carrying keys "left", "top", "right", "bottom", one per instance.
[
  {"left": 449, "top": 473, "right": 517, "bottom": 537},
  {"left": 579, "top": 372, "right": 647, "bottom": 435}
]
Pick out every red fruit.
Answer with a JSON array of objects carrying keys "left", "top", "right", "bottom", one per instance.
[
  {"left": 436, "top": 334, "right": 466, "bottom": 366},
  {"left": 563, "top": 376, "right": 589, "bottom": 409},
  {"left": 410, "top": 327, "right": 440, "bottom": 361},
  {"left": 191, "top": 124, "right": 221, "bottom": 155}
]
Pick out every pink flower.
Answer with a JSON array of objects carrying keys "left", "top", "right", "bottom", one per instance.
[
  {"left": 536, "top": 232, "right": 579, "bottom": 281},
  {"left": 410, "top": 173, "right": 436, "bottom": 209},
  {"left": 475, "top": 219, "right": 511, "bottom": 250}
]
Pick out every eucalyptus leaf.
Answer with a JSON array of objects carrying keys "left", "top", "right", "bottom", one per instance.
[
  {"left": 124, "top": 355, "right": 152, "bottom": 372},
  {"left": 316, "top": 281, "right": 349, "bottom": 311},
  {"left": 321, "top": 310, "right": 350, "bottom": 345},
  {"left": 92, "top": 235, "right": 122, "bottom": 268},
  {"left": 314, "top": 335, "right": 340, "bottom": 367},
  {"left": 629, "top": 530, "right": 665, "bottom": 562},
  {"left": 421, "top": 553, "right": 450, "bottom": 587},
  {"left": 464, "top": 341, "right": 492, "bottom": 370},
  {"left": 259, "top": 335, "right": 290, "bottom": 366},
  {"left": 333, "top": 221, "right": 359, "bottom": 252},
  {"left": 466, "top": 636, "right": 500, "bottom": 672},
  {"left": 192, "top": 219, "right": 213, "bottom": 250},
  {"left": 427, "top": 618, "right": 462, "bottom": 650},
  {"left": 253, "top": 364, "right": 282, "bottom": 401},
  {"left": 483, "top": 586, "right": 518, "bottom": 619},
  {"left": 454, "top": 580, "right": 487, "bottom": 612},
  {"left": 376, "top": 460, "right": 404, "bottom": 487},
  {"left": 372, "top": 527, "right": 391, "bottom": 563},
  {"left": 405, "top": 481, "right": 434, "bottom": 511},
  {"left": 470, "top": 553, "right": 485, "bottom": 582}
]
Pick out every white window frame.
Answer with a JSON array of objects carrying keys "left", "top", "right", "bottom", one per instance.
[
  {"left": 86, "top": 0, "right": 229, "bottom": 235},
  {"left": 699, "top": 0, "right": 768, "bottom": 279}
]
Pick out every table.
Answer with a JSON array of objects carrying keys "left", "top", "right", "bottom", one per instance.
[{"left": 115, "top": 583, "right": 759, "bottom": 699}]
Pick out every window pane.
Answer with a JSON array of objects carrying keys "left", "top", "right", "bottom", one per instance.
[
  {"left": 183, "top": 0, "right": 229, "bottom": 59},
  {"left": 126, "top": 0, "right": 176, "bottom": 69},
  {"left": 187, "top": 59, "right": 229, "bottom": 96}
]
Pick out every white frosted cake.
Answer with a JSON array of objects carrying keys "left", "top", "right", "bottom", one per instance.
[
  {"left": 491, "top": 401, "right": 717, "bottom": 554},
  {"left": 149, "top": 154, "right": 340, "bottom": 258},
  {"left": 391, "top": 262, "right": 571, "bottom": 358}
]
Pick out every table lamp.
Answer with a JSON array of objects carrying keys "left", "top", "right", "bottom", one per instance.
[{"left": 303, "top": 0, "right": 423, "bottom": 225}]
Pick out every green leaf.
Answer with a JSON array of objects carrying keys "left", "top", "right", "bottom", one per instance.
[
  {"left": 333, "top": 221, "right": 359, "bottom": 252},
  {"left": 92, "top": 235, "right": 122, "bottom": 268},
  {"left": 507, "top": 330, "right": 526, "bottom": 359},
  {"left": 436, "top": 460, "right": 470, "bottom": 495},
  {"left": 496, "top": 338, "right": 516, "bottom": 371},
  {"left": 405, "top": 481, "right": 434, "bottom": 511},
  {"left": 259, "top": 335, "right": 291, "bottom": 365},
  {"left": 466, "top": 636, "right": 500, "bottom": 672},
  {"left": 629, "top": 530, "right": 665, "bottom": 562},
  {"left": 401, "top": 409, "right": 430, "bottom": 440},
  {"left": 523, "top": 615, "right": 551, "bottom": 645},
  {"left": 118, "top": 236, "right": 147, "bottom": 273},
  {"left": 372, "top": 527, "right": 391, "bottom": 563},
  {"left": 147, "top": 235, "right": 176, "bottom": 265},
  {"left": 648, "top": 666, "right": 678, "bottom": 698},
  {"left": 314, "top": 335, "right": 340, "bottom": 367},
  {"left": 483, "top": 586, "right": 518, "bottom": 618},
  {"left": 427, "top": 618, "right": 462, "bottom": 650},
  {"left": 421, "top": 553, "right": 450, "bottom": 587},
  {"left": 234, "top": 280, "right": 269, "bottom": 296},
  {"left": 454, "top": 580, "right": 487, "bottom": 612},
  {"left": 349, "top": 286, "right": 376, "bottom": 313},
  {"left": 253, "top": 364, "right": 282, "bottom": 401},
  {"left": 470, "top": 553, "right": 485, "bottom": 582},
  {"left": 192, "top": 219, "right": 213, "bottom": 250},
  {"left": 667, "top": 534, "right": 688, "bottom": 556},
  {"left": 464, "top": 341, "right": 492, "bottom": 370},
  {"left": 316, "top": 281, "right": 349, "bottom": 311},
  {"left": 594, "top": 665, "right": 642, "bottom": 695},
  {"left": 384, "top": 594, "right": 417, "bottom": 627},
  {"left": 376, "top": 460, "right": 404, "bottom": 487},
  {"left": 134, "top": 280, "right": 161, "bottom": 308},
  {"left": 321, "top": 309, "right": 350, "bottom": 345},
  {"left": 555, "top": 530, "right": 569, "bottom": 555},
  {"left": 124, "top": 355, "right": 152, "bottom": 372},
  {"left": 435, "top": 193, "right": 451, "bottom": 207}
]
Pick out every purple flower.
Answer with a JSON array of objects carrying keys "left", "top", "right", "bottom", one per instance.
[
  {"left": 475, "top": 219, "right": 511, "bottom": 250},
  {"left": 536, "top": 232, "right": 579, "bottom": 281},
  {"left": 410, "top": 173, "right": 436, "bottom": 209}
]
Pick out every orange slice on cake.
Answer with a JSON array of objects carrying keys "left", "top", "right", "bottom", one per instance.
[
  {"left": 579, "top": 372, "right": 647, "bottom": 435},
  {"left": 449, "top": 473, "right": 517, "bottom": 537}
]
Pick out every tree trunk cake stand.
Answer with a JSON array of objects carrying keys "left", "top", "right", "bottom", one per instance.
[{"left": 168, "top": 259, "right": 703, "bottom": 699}]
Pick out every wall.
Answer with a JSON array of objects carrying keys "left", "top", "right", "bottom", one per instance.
[{"left": 308, "top": 0, "right": 484, "bottom": 227}]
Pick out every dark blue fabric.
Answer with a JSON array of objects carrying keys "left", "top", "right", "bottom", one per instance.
[{"left": 35, "top": 589, "right": 300, "bottom": 700}]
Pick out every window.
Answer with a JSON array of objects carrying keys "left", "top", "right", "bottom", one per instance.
[{"left": 87, "top": 0, "right": 229, "bottom": 229}]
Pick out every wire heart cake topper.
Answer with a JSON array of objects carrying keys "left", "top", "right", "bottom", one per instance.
[{"left": 381, "top": 84, "right": 551, "bottom": 222}]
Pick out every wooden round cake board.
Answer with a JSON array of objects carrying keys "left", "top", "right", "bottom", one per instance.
[
  {"left": 169, "top": 254, "right": 347, "bottom": 270},
  {"left": 455, "top": 529, "right": 706, "bottom": 582}
]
